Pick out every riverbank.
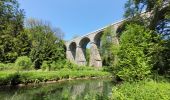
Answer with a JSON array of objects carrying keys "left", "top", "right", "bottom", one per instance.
[
  {"left": 0, "top": 69, "right": 111, "bottom": 86},
  {"left": 112, "top": 79, "right": 170, "bottom": 100}
]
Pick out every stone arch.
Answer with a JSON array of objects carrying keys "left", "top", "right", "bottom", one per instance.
[
  {"left": 89, "top": 32, "right": 103, "bottom": 68},
  {"left": 93, "top": 32, "right": 104, "bottom": 48},
  {"left": 79, "top": 37, "right": 90, "bottom": 54},
  {"left": 69, "top": 42, "right": 77, "bottom": 60},
  {"left": 77, "top": 37, "right": 91, "bottom": 65}
]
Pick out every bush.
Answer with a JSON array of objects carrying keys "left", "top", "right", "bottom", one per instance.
[
  {"left": 41, "top": 61, "right": 50, "bottom": 71},
  {"left": 41, "top": 60, "right": 96, "bottom": 71},
  {"left": 112, "top": 80, "right": 170, "bottom": 100},
  {"left": 0, "top": 63, "right": 5, "bottom": 70},
  {"left": 51, "top": 60, "right": 65, "bottom": 70},
  {"left": 15, "top": 56, "right": 32, "bottom": 70},
  {"left": 41, "top": 60, "right": 67, "bottom": 71},
  {"left": 115, "top": 24, "right": 161, "bottom": 81},
  {"left": 41, "top": 60, "right": 80, "bottom": 71},
  {"left": 0, "top": 63, "right": 15, "bottom": 71}
]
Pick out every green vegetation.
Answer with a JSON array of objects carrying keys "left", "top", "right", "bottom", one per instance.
[
  {"left": 0, "top": 70, "right": 111, "bottom": 86},
  {"left": 0, "top": 0, "right": 170, "bottom": 99},
  {"left": 110, "top": 0, "right": 170, "bottom": 99},
  {"left": 112, "top": 80, "right": 170, "bottom": 100},
  {"left": 0, "top": 0, "right": 65, "bottom": 69},
  {"left": 0, "top": 0, "right": 112, "bottom": 87},
  {"left": 0, "top": 0, "right": 25, "bottom": 63},
  {"left": 100, "top": 26, "right": 116, "bottom": 67},
  {"left": 15, "top": 56, "right": 33, "bottom": 70},
  {"left": 112, "top": 0, "right": 170, "bottom": 81},
  {"left": 25, "top": 19, "right": 66, "bottom": 69},
  {"left": 114, "top": 24, "right": 162, "bottom": 81}
]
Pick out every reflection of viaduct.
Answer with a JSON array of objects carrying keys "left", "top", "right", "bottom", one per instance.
[{"left": 66, "top": 20, "right": 124, "bottom": 68}]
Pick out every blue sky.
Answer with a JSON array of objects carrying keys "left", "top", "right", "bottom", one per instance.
[{"left": 18, "top": 0, "right": 127, "bottom": 40}]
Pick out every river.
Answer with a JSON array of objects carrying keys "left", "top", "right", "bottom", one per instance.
[{"left": 0, "top": 78, "right": 114, "bottom": 100}]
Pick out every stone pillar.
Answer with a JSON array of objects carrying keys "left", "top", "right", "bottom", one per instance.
[
  {"left": 66, "top": 49, "right": 75, "bottom": 63},
  {"left": 89, "top": 42, "right": 102, "bottom": 68},
  {"left": 75, "top": 46, "right": 86, "bottom": 66}
]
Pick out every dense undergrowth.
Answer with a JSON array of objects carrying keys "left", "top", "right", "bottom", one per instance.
[
  {"left": 0, "top": 70, "right": 111, "bottom": 86},
  {"left": 112, "top": 79, "right": 170, "bottom": 100}
]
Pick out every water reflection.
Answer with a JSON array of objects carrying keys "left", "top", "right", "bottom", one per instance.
[{"left": 0, "top": 79, "right": 113, "bottom": 100}]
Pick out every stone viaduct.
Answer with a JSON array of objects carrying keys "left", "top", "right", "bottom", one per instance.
[
  {"left": 65, "top": 20, "right": 124, "bottom": 68},
  {"left": 65, "top": 1, "right": 169, "bottom": 68}
]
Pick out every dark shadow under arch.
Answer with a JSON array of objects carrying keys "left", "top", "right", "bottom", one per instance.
[
  {"left": 94, "top": 32, "right": 103, "bottom": 48},
  {"left": 69, "top": 42, "right": 77, "bottom": 60}
]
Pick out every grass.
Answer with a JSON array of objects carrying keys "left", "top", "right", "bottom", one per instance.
[
  {"left": 0, "top": 69, "right": 111, "bottom": 86},
  {"left": 112, "top": 79, "right": 170, "bottom": 100}
]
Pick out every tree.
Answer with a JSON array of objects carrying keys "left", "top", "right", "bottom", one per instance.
[
  {"left": 25, "top": 18, "right": 66, "bottom": 69},
  {"left": 121, "top": 0, "right": 170, "bottom": 75},
  {"left": 0, "top": 0, "right": 25, "bottom": 63},
  {"left": 124, "top": 0, "right": 170, "bottom": 36},
  {"left": 115, "top": 24, "right": 161, "bottom": 81}
]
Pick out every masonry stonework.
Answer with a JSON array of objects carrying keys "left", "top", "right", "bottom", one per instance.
[{"left": 65, "top": 20, "right": 123, "bottom": 68}]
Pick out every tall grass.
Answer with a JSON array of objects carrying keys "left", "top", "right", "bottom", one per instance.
[
  {"left": 112, "top": 80, "right": 170, "bottom": 100},
  {"left": 0, "top": 70, "right": 111, "bottom": 86}
]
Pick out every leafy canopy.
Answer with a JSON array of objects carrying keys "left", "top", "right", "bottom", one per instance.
[{"left": 115, "top": 24, "right": 161, "bottom": 81}]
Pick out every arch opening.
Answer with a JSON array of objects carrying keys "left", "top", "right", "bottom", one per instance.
[
  {"left": 79, "top": 37, "right": 91, "bottom": 65},
  {"left": 69, "top": 42, "right": 77, "bottom": 60},
  {"left": 94, "top": 32, "right": 103, "bottom": 48}
]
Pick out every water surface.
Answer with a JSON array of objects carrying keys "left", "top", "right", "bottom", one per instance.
[{"left": 0, "top": 78, "right": 114, "bottom": 100}]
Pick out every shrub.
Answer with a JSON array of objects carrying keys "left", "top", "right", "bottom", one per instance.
[
  {"left": 41, "top": 61, "right": 50, "bottom": 71},
  {"left": 5, "top": 63, "right": 16, "bottom": 70},
  {"left": 15, "top": 56, "right": 32, "bottom": 70},
  {"left": 41, "top": 60, "right": 95, "bottom": 71},
  {"left": 0, "top": 63, "right": 16, "bottom": 71},
  {"left": 41, "top": 60, "right": 68, "bottom": 71},
  {"left": 112, "top": 80, "right": 170, "bottom": 100},
  {"left": 115, "top": 24, "right": 161, "bottom": 81},
  {"left": 0, "top": 63, "right": 5, "bottom": 70},
  {"left": 52, "top": 60, "right": 65, "bottom": 70}
]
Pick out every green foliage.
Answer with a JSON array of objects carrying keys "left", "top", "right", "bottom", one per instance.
[
  {"left": 112, "top": 80, "right": 170, "bottom": 100},
  {"left": 115, "top": 24, "right": 161, "bottom": 81},
  {"left": 16, "top": 31, "right": 32, "bottom": 56},
  {"left": 0, "top": 70, "right": 111, "bottom": 85},
  {"left": 0, "top": 63, "right": 5, "bottom": 70},
  {"left": 41, "top": 61, "right": 49, "bottom": 71},
  {"left": 0, "top": 0, "right": 66, "bottom": 69},
  {"left": 0, "top": 71, "right": 20, "bottom": 85},
  {"left": 119, "top": 0, "right": 170, "bottom": 80},
  {"left": 50, "top": 60, "right": 72, "bottom": 70},
  {"left": 41, "top": 60, "right": 95, "bottom": 71},
  {"left": 26, "top": 19, "right": 66, "bottom": 69},
  {"left": 153, "top": 39, "right": 170, "bottom": 74},
  {"left": 100, "top": 26, "right": 119, "bottom": 67},
  {"left": 15, "top": 56, "right": 33, "bottom": 70},
  {"left": 0, "top": 0, "right": 25, "bottom": 63},
  {"left": 85, "top": 48, "right": 90, "bottom": 66},
  {"left": 124, "top": 0, "right": 170, "bottom": 35},
  {"left": 0, "top": 63, "right": 16, "bottom": 71}
]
